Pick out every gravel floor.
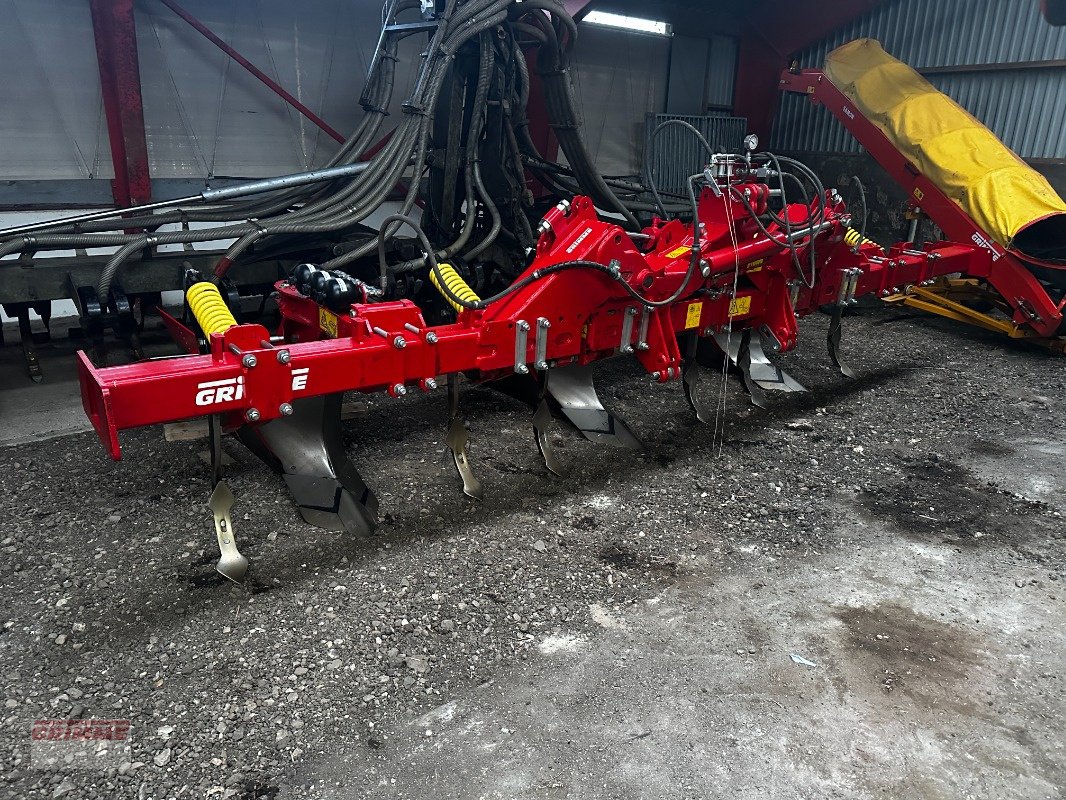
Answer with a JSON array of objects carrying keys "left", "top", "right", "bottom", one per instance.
[{"left": 0, "top": 304, "right": 1062, "bottom": 799}]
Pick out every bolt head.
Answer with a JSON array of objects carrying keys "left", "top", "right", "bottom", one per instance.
[
  {"left": 392, "top": 383, "right": 407, "bottom": 396},
  {"left": 426, "top": 331, "right": 439, "bottom": 344},
  {"left": 393, "top": 336, "right": 407, "bottom": 349},
  {"left": 245, "top": 408, "right": 261, "bottom": 423},
  {"left": 651, "top": 371, "right": 661, "bottom": 381},
  {"left": 423, "top": 377, "right": 438, "bottom": 390},
  {"left": 242, "top": 353, "right": 257, "bottom": 368},
  {"left": 516, "top": 364, "right": 529, "bottom": 374},
  {"left": 276, "top": 349, "right": 291, "bottom": 364},
  {"left": 279, "top": 402, "right": 294, "bottom": 416}
]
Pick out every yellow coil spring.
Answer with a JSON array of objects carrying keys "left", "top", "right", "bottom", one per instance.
[
  {"left": 429, "top": 263, "right": 481, "bottom": 313},
  {"left": 186, "top": 282, "right": 237, "bottom": 336},
  {"left": 843, "top": 227, "right": 878, "bottom": 249}
]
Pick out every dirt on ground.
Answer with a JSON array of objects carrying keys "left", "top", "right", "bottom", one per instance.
[{"left": 0, "top": 304, "right": 1062, "bottom": 799}]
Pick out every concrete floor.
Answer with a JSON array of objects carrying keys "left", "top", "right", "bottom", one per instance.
[{"left": 323, "top": 515, "right": 1064, "bottom": 800}]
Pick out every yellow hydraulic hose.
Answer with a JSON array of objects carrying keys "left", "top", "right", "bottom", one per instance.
[{"left": 429, "top": 263, "right": 481, "bottom": 313}]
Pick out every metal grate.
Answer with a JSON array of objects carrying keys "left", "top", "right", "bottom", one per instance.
[{"left": 643, "top": 114, "right": 748, "bottom": 195}]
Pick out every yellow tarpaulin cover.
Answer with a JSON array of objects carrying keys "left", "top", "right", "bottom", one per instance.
[{"left": 824, "top": 38, "right": 1066, "bottom": 254}]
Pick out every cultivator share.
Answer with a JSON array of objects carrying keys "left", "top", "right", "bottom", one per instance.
[{"left": 4, "top": 1, "right": 1062, "bottom": 581}]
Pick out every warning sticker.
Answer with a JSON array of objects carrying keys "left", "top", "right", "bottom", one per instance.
[
  {"left": 665, "top": 245, "right": 691, "bottom": 259},
  {"left": 684, "top": 302, "right": 703, "bottom": 329},
  {"left": 319, "top": 307, "right": 339, "bottom": 337},
  {"left": 728, "top": 296, "right": 752, "bottom": 317}
]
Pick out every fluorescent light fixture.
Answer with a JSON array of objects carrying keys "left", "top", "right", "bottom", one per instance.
[{"left": 584, "top": 10, "right": 671, "bottom": 35}]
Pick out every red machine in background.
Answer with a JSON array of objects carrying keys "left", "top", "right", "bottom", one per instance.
[{"left": 779, "top": 46, "right": 1066, "bottom": 349}]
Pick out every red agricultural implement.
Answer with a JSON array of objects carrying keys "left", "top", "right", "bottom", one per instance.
[
  {"left": 5, "top": 0, "right": 1061, "bottom": 581},
  {"left": 78, "top": 147, "right": 1026, "bottom": 579}
]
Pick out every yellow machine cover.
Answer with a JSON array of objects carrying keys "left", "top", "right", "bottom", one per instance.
[{"left": 823, "top": 38, "right": 1066, "bottom": 263}]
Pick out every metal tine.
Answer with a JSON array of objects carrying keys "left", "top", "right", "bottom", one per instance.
[
  {"left": 543, "top": 365, "right": 642, "bottom": 450},
  {"left": 828, "top": 306, "right": 857, "bottom": 378},
  {"left": 208, "top": 415, "right": 248, "bottom": 583},
  {"left": 744, "top": 329, "right": 806, "bottom": 392},
  {"left": 446, "top": 375, "right": 483, "bottom": 500},
  {"left": 712, "top": 330, "right": 765, "bottom": 407},
  {"left": 713, "top": 329, "right": 805, "bottom": 405},
  {"left": 532, "top": 397, "right": 566, "bottom": 476},
  {"left": 484, "top": 373, "right": 567, "bottom": 477},
  {"left": 682, "top": 334, "right": 723, "bottom": 425}
]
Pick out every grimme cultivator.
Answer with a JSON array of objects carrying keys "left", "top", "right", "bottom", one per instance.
[{"left": 5, "top": 2, "right": 1063, "bottom": 580}]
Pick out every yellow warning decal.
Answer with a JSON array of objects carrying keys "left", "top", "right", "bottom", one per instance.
[
  {"left": 746, "top": 258, "right": 765, "bottom": 272},
  {"left": 684, "top": 302, "right": 703, "bottom": 329},
  {"left": 665, "top": 245, "right": 691, "bottom": 259},
  {"left": 319, "top": 307, "right": 339, "bottom": 337},
  {"left": 729, "top": 296, "right": 752, "bottom": 317},
  {"left": 913, "top": 188, "right": 924, "bottom": 201}
]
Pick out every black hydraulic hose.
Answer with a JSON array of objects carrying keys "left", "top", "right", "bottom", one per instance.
[
  {"left": 333, "top": 30, "right": 498, "bottom": 273},
  {"left": 848, "top": 175, "right": 868, "bottom": 252},
  {"left": 109, "top": 1, "right": 510, "bottom": 288},
  {"left": 463, "top": 161, "right": 502, "bottom": 260},
  {"left": 643, "top": 118, "right": 714, "bottom": 219}
]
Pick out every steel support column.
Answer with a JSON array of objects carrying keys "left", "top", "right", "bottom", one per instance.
[{"left": 90, "top": 0, "right": 151, "bottom": 207}]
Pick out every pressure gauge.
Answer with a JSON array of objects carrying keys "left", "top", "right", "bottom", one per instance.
[{"left": 743, "top": 133, "right": 759, "bottom": 153}]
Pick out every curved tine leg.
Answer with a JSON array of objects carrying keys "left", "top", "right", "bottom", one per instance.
[
  {"left": 532, "top": 397, "right": 566, "bottom": 476},
  {"left": 485, "top": 372, "right": 566, "bottom": 476},
  {"left": 711, "top": 329, "right": 769, "bottom": 407},
  {"left": 682, "top": 334, "right": 721, "bottom": 425},
  {"left": 544, "top": 365, "right": 642, "bottom": 450},
  {"left": 237, "top": 393, "right": 378, "bottom": 536},
  {"left": 446, "top": 375, "right": 483, "bottom": 500},
  {"left": 208, "top": 414, "right": 248, "bottom": 583},
  {"left": 828, "top": 305, "right": 857, "bottom": 378},
  {"left": 736, "top": 331, "right": 771, "bottom": 409},
  {"left": 209, "top": 482, "right": 248, "bottom": 583}
]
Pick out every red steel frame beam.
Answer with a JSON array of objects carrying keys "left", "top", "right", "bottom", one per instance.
[
  {"left": 79, "top": 187, "right": 987, "bottom": 459},
  {"left": 90, "top": 0, "right": 152, "bottom": 207},
  {"left": 157, "top": 0, "right": 345, "bottom": 144},
  {"left": 733, "top": 0, "right": 886, "bottom": 141}
]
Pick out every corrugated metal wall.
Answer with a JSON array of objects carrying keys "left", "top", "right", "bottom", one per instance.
[
  {"left": 772, "top": 0, "right": 1066, "bottom": 160},
  {"left": 0, "top": 0, "right": 676, "bottom": 185}
]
